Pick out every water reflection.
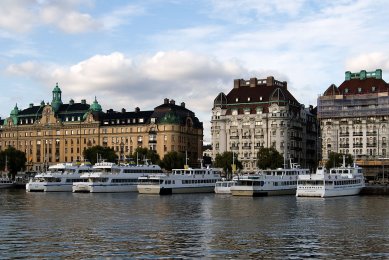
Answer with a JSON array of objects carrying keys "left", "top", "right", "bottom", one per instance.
[{"left": 0, "top": 189, "right": 388, "bottom": 259}]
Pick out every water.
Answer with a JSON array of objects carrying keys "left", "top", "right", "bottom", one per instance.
[{"left": 1, "top": 189, "right": 388, "bottom": 259}]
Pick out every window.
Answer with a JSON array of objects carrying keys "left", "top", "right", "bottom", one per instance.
[
  {"left": 344, "top": 88, "right": 349, "bottom": 93},
  {"left": 358, "top": 87, "right": 362, "bottom": 93},
  {"left": 235, "top": 98, "right": 239, "bottom": 102},
  {"left": 232, "top": 109, "right": 238, "bottom": 115}
]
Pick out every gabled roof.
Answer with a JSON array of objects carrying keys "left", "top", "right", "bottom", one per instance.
[{"left": 323, "top": 84, "right": 340, "bottom": 96}]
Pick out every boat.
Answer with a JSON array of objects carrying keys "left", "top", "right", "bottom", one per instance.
[
  {"left": 296, "top": 160, "right": 365, "bottom": 198},
  {"left": 26, "top": 162, "right": 92, "bottom": 192},
  {"left": 214, "top": 177, "right": 238, "bottom": 194},
  {"left": 0, "top": 177, "right": 14, "bottom": 189},
  {"left": 72, "top": 162, "right": 163, "bottom": 193},
  {"left": 137, "top": 165, "right": 223, "bottom": 195},
  {"left": 230, "top": 161, "right": 310, "bottom": 197}
]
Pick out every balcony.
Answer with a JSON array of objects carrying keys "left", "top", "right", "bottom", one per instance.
[
  {"left": 366, "top": 131, "right": 377, "bottom": 136},
  {"left": 339, "top": 144, "right": 349, "bottom": 148},
  {"left": 339, "top": 132, "right": 349, "bottom": 137},
  {"left": 353, "top": 144, "right": 363, "bottom": 148},
  {"left": 242, "top": 146, "right": 251, "bottom": 150},
  {"left": 353, "top": 132, "right": 363, "bottom": 136},
  {"left": 367, "top": 143, "right": 377, "bottom": 147},
  {"left": 230, "top": 136, "right": 239, "bottom": 139}
]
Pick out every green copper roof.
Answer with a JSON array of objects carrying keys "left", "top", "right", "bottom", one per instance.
[
  {"left": 90, "top": 97, "right": 102, "bottom": 112},
  {"left": 160, "top": 111, "right": 180, "bottom": 124},
  {"left": 51, "top": 83, "right": 63, "bottom": 112},
  {"left": 9, "top": 104, "right": 19, "bottom": 125}
]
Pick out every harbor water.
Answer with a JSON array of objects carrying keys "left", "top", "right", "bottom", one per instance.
[{"left": 1, "top": 189, "right": 388, "bottom": 259}]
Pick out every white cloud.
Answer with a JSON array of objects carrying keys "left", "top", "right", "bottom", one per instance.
[
  {"left": 345, "top": 53, "right": 389, "bottom": 72},
  {"left": 0, "top": 1, "right": 143, "bottom": 34},
  {"left": 0, "top": 0, "right": 37, "bottom": 33},
  {"left": 5, "top": 51, "right": 250, "bottom": 142}
]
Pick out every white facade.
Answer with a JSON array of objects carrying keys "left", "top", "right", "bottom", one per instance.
[{"left": 211, "top": 77, "right": 318, "bottom": 172}]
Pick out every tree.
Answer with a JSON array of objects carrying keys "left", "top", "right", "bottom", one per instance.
[
  {"left": 128, "top": 147, "right": 160, "bottom": 165},
  {"left": 256, "top": 147, "right": 284, "bottom": 169},
  {"left": 0, "top": 146, "right": 27, "bottom": 178},
  {"left": 214, "top": 152, "right": 243, "bottom": 175},
  {"left": 325, "top": 152, "right": 353, "bottom": 169},
  {"left": 160, "top": 151, "right": 186, "bottom": 171},
  {"left": 83, "top": 145, "right": 118, "bottom": 165}
]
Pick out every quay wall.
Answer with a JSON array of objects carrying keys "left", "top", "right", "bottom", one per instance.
[{"left": 361, "top": 185, "right": 389, "bottom": 195}]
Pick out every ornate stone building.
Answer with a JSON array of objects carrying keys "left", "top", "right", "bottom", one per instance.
[
  {"left": 318, "top": 69, "right": 389, "bottom": 179},
  {"left": 211, "top": 76, "right": 319, "bottom": 172},
  {"left": 0, "top": 84, "right": 203, "bottom": 171}
]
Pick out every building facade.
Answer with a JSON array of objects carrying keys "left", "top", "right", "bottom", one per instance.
[
  {"left": 0, "top": 84, "right": 203, "bottom": 171},
  {"left": 211, "top": 76, "right": 319, "bottom": 172},
  {"left": 318, "top": 69, "right": 389, "bottom": 179}
]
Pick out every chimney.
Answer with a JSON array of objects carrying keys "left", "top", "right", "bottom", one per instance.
[
  {"left": 29, "top": 103, "right": 33, "bottom": 108},
  {"left": 122, "top": 108, "right": 126, "bottom": 113},
  {"left": 170, "top": 99, "right": 175, "bottom": 105},
  {"left": 135, "top": 107, "right": 140, "bottom": 112},
  {"left": 181, "top": 102, "right": 185, "bottom": 108},
  {"left": 249, "top": 78, "right": 257, "bottom": 88},
  {"left": 266, "top": 76, "right": 274, "bottom": 86},
  {"left": 69, "top": 99, "right": 74, "bottom": 105},
  {"left": 234, "top": 79, "right": 240, "bottom": 89},
  {"left": 81, "top": 99, "right": 86, "bottom": 104},
  {"left": 164, "top": 98, "right": 169, "bottom": 104}
]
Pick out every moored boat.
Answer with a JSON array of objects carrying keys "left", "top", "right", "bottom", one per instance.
[
  {"left": 296, "top": 162, "right": 365, "bottom": 198},
  {"left": 72, "top": 162, "right": 163, "bottom": 193},
  {"left": 137, "top": 166, "right": 222, "bottom": 195},
  {"left": 230, "top": 161, "right": 309, "bottom": 197},
  {"left": 0, "top": 178, "right": 14, "bottom": 189},
  {"left": 26, "top": 162, "right": 92, "bottom": 192}
]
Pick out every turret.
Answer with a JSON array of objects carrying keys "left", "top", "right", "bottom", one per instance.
[{"left": 51, "top": 83, "right": 63, "bottom": 113}]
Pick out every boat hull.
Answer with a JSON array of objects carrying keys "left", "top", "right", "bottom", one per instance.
[
  {"left": 138, "top": 185, "right": 215, "bottom": 195},
  {"left": 296, "top": 186, "right": 363, "bottom": 197},
  {"left": 73, "top": 183, "right": 138, "bottom": 193},
  {"left": 231, "top": 187, "right": 296, "bottom": 197}
]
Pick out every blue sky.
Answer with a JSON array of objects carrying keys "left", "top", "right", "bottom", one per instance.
[{"left": 1, "top": 0, "right": 389, "bottom": 143}]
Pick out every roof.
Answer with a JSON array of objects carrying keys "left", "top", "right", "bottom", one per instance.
[{"left": 338, "top": 77, "right": 389, "bottom": 95}]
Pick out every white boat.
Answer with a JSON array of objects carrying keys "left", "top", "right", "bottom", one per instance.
[
  {"left": 26, "top": 162, "right": 92, "bottom": 192},
  {"left": 230, "top": 162, "right": 309, "bottom": 197},
  {"left": 214, "top": 177, "right": 238, "bottom": 194},
  {"left": 296, "top": 163, "right": 365, "bottom": 198},
  {"left": 0, "top": 178, "right": 14, "bottom": 189},
  {"left": 137, "top": 166, "right": 223, "bottom": 195},
  {"left": 72, "top": 162, "right": 163, "bottom": 193}
]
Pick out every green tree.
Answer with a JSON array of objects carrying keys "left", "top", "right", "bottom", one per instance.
[
  {"left": 160, "top": 151, "right": 186, "bottom": 171},
  {"left": 214, "top": 152, "right": 243, "bottom": 175},
  {"left": 128, "top": 147, "right": 160, "bottom": 165},
  {"left": 325, "top": 152, "right": 353, "bottom": 169},
  {"left": 256, "top": 147, "right": 284, "bottom": 169},
  {"left": 0, "top": 146, "right": 27, "bottom": 178},
  {"left": 83, "top": 145, "right": 118, "bottom": 165}
]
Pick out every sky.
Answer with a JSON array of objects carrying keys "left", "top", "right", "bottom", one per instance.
[{"left": 1, "top": 0, "right": 389, "bottom": 143}]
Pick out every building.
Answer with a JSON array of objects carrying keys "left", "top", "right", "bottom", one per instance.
[
  {"left": 318, "top": 69, "right": 389, "bottom": 180},
  {"left": 0, "top": 84, "right": 203, "bottom": 171},
  {"left": 211, "top": 76, "right": 319, "bottom": 172}
]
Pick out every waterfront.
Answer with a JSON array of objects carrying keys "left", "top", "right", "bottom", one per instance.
[{"left": 0, "top": 190, "right": 388, "bottom": 259}]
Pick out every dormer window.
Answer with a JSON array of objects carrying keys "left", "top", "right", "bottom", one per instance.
[
  {"left": 358, "top": 87, "right": 362, "bottom": 93},
  {"left": 235, "top": 98, "right": 239, "bottom": 102},
  {"left": 344, "top": 88, "right": 349, "bottom": 93},
  {"left": 372, "top": 86, "right": 376, "bottom": 92},
  {"left": 232, "top": 109, "right": 238, "bottom": 115},
  {"left": 247, "top": 97, "right": 251, "bottom": 102}
]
